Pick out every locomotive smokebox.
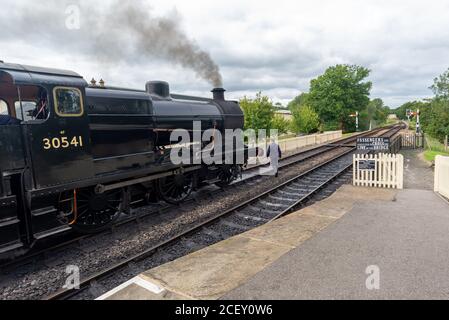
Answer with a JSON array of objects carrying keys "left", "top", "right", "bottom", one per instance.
[
  {"left": 146, "top": 81, "right": 170, "bottom": 99},
  {"left": 212, "top": 88, "right": 226, "bottom": 101}
]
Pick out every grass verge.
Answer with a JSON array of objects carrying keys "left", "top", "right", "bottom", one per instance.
[
  {"left": 424, "top": 150, "right": 449, "bottom": 162},
  {"left": 424, "top": 135, "right": 449, "bottom": 162}
]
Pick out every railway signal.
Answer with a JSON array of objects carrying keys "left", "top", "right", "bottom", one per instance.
[
  {"left": 409, "top": 110, "right": 421, "bottom": 133},
  {"left": 416, "top": 109, "right": 421, "bottom": 133},
  {"left": 406, "top": 109, "right": 412, "bottom": 121},
  {"left": 350, "top": 112, "right": 359, "bottom": 132}
]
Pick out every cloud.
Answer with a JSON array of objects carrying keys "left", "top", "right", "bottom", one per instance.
[
  {"left": 1, "top": 0, "right": 449, "bottom": 107},
  {"left": 0, "top": 0, "right": 223, "bottom": 86}
]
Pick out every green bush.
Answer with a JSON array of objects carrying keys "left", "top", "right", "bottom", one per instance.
[
  {"left": 291, "top": 105, "right": 321, "bottom": 134},
  {"left": 240, "top": 93, "right": 275, "bottom": 132},
  {"left": 271, "top": 115, "right": 292, "bottom": 135}
]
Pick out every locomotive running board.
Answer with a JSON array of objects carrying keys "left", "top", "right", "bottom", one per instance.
[{"left": 95, "top": 166, "right": 202, "bottom": 194}]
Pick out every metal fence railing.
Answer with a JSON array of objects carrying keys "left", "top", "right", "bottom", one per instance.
[{"left": 401, "top": 133, "right": 425, "bottom": 149}]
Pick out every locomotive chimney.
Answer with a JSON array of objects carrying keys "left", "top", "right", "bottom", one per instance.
[
  {"left": 212, "top": 88, "right": 226, "bottom": 101},
  {"left": 146, "top": 81, "right": 170, "bottom": 99}
]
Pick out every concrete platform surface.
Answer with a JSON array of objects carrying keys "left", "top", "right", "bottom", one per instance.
[
  {"left": 98, "top": 185, "right": 400, "bottom": 300},
  {"left": 225, "top": 189, "right": 449, "bottom": 300}
]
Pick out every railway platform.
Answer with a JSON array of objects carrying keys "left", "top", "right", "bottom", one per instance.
[
  {"left": 225, "top": 189, "right": 449, "bottom": 300},
  {"left": 97, "top": 149, "right": 449, "bottom": 300},
  {"left": 96, "top": 185, "right": 438, "bottom": 300}
]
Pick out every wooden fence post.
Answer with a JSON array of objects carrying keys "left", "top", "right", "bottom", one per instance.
[
  {"left": 398, "top": 154, "right": 404, "bottom": 189},
  {"left": 353, "top": 154, "right": 356, "bottom": 187}
]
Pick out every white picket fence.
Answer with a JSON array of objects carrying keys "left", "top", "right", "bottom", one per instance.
[
  {"left": 353, "top": 153, "right": 404, "bottom": 189},
  {"left": 434, "top": 155, "right": 449, "bottom": 199}
]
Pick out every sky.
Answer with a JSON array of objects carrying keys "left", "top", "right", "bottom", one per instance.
[{"left": 1, "top": 0, "right": 449, "bottom": 108}]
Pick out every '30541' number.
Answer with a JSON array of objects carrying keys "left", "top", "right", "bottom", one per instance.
[{"left": 43, "top": 136, "right": 84, "bottom": 150}]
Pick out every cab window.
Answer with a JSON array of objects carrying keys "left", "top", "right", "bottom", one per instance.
[
  {"left": 54, "top": 87, "right": 83, "bottom": 117},
  {"left": 0, "top": 99, "right": 21, "bottom": 125},
  {"left": 0, "top": 100, "right": 7, "bottom": 115},
  {"left": 0, "top": 72, "right": 49, "bottom": 123},
  {"left": 15, "top": 86, "right": 50, "bottom": 122},
  {"left": 14, "top": 101, "right": 39, "bottom": 121}
]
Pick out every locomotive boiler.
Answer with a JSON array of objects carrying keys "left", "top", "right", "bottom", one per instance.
[{"left": 0, "top": 62, "right": 248, "bottom": 257}]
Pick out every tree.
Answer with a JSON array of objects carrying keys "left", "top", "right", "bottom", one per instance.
[
  {"left": 239, "top": 93, "right": 275, "bottom": 132},
  {"left": 392, "top": 68, "right": 449, "bottom": 142},
  {"left": 271, "top": 115, "right": 292, "bottom": 135},
  {"left": 393, "top": 100, "right": 430, "bottom": 121},
  {"left": 425, "top": 68, "right": 449, "bottom": 141},
  {"left": 308, "top": 64, "right": 372, "bottom": 132},
  {"left": 291, "top": 105, "right": 320, "bottom": 134},
  {"left": 359, "top": 98, "right": 390, "bottom": 130},
  {"left": 287, "top": 93, "right": 310, "bottom": 111},
  {"left": 274, "top": 102, "right": 287, "bottom": 110},
  {"left": 430, "top": 68, "right": 449, "bottom": 99},
  {"left": 424, "top": 99, "right": 449, "bottom": 141}
]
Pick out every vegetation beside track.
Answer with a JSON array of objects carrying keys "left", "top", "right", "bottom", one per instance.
[{"left": 423, "top": 135, "right": 449, "bottom": 162}]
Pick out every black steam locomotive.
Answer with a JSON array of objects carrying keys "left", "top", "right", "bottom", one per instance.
[{"left": 0, "top": 62, "right": 248, "bottom": 257}]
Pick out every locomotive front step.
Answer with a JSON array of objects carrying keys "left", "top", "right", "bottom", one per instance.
[
  {"left": 0, "top": 241, "right": 23, "bottom": 255},
  {"left": 30, "top": 205, "right": 71, "bottom": 240},
  {"left": 0, "top": 195, "right": 23, "bottom": 254},
  {"left": 31, "top": 206, "right": 58, "bottom": 217},
  {"left": 33, "top": 226, "right": 72, "bottom": 240}
]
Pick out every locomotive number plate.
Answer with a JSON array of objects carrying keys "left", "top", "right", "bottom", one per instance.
[{"left": 43, "top": 136, "right": 84, "bottom": 150}]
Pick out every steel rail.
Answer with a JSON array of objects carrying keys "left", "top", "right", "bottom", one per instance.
[
  {"left": 0, "top": 124, "right": 402, "bottom": 270},
  {"left": 45, "top": 148, "right": 356, "bottom": 300},
  {"left": 46, "top": 124, "right": 403, "bottom": 300}
]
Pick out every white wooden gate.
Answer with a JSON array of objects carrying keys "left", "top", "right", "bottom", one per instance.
[
  {"left": 353, "top": 154, "right": 404, "bottom": 189},
  {"left": 434, "top": 155, "right": 449, "bottom": 199}
]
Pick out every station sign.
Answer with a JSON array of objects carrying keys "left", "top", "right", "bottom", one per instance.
[
  {"left": 358, "top": 160, "right": 376, "bottom": 171},
  {"left": 356, "top": 137, "right": 390, "bottom": 151}
]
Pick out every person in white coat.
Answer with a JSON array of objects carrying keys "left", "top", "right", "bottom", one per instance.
[{"left": 267, "top": 139, "right": 282, "bottom": 177}]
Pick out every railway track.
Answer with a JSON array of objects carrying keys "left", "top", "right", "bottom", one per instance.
[
  {"left": 0, "top": 126, "right": 393, "bottom": 270},
  {"left": 45, "top": 124, "right": 403, "bottom": 300},
  {"left": 242, "top": 125, "right": 392, "bottom": 176}
]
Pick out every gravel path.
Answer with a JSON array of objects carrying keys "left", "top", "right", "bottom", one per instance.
[{"left": 401, "top": 149, "right": 434, "bottom": 190}]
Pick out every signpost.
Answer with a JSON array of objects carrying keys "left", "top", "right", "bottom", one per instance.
[
  {"left": 358, "top": 160, "right": 376, "bottom": 171},
  {"left": 357, "top": 137, "right": 390, "bottom": 151}
]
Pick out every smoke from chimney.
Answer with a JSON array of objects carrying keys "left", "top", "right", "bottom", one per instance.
[
  {"left": 9, "top": 0, "right": 223, "bottom": 87},
  {"left": 109, "top": 1, "right": 223, "bottom": 87}
]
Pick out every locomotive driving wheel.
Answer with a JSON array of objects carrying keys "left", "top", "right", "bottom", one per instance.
[
  {"left": 216, "top": 165, "right": 241, "bottom": 188},
  {"left": 71, "top": 188, "right": 123, "bottom": 233},
  {"left": 158, "top": 173, "right": 194, "bottom": 204}
]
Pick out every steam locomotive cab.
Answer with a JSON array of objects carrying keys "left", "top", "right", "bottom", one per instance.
[
  {"left": 0, "top": 62, "right": 248, "bottom": 258},
  {"left": 0, "top": 63, "right": 95, "bottom": 255}
]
